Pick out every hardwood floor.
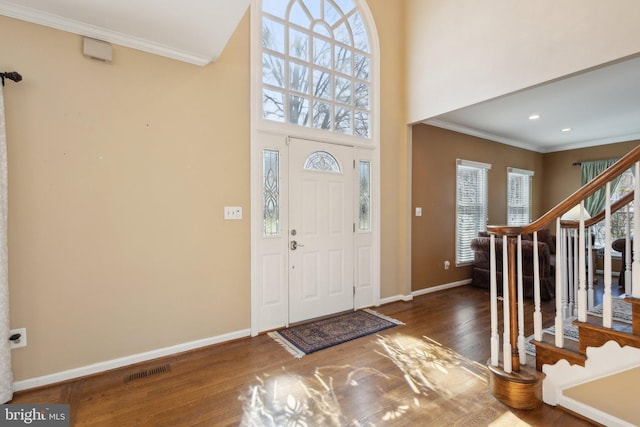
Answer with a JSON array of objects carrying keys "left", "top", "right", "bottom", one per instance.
[{"left": 9, "top": 285, "right": 597, "bottom": 426}]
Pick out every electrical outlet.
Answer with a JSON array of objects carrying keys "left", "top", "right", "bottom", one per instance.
[
  {"left": 444, "top": 260, "right": 450, "bottom": 270},
  {"left": 9, "top": 328, "right": 27, "bottom": 350},
  {"left": 224, "top": 206, "right": 242, "bottom": 220}
]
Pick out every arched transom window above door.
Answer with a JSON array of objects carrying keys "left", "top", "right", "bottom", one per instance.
[{"left": 261, "top": 0, "right": 372, "bottom": 138}]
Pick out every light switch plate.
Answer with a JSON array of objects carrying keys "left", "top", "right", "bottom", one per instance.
[
  {"left": 415, "top": 207, "right": 422, "bottom": 217},
  {"left": 224, "top": 206, "right": 242, "bottom": 220}
]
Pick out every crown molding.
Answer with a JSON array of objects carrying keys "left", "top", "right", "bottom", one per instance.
[
  {"left": 0, "top": 1, "right": 213, "bottom": 66},
  {"left": 424, "top": 118, "right": 542, "bottom": 152},
  {"left": 424, "top": 119, "right": 640, "bottom": 154}
]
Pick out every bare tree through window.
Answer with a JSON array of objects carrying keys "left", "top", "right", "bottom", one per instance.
[{"left": 261, "top": 0, "right": 371, "bottom": 138}]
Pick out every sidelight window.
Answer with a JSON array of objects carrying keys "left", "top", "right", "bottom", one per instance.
[{"left": 263, "top": 149, "right": 280, "bottom": 236}]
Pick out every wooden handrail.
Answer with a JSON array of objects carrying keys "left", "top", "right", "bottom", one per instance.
[
  {"left": 488, "top": 144, "right": 640, "bottom": 236},
  {"left": 487, "top": 145, "right": 640, "bottom": 392},
  {"left": 560, "top": 191, "right": 634, "bottom": 229}
]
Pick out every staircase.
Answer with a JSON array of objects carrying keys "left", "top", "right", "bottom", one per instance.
[{"left": 485, "top": 144, "right": 640, "bottom": 425}]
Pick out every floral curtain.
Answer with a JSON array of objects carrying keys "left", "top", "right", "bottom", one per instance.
[{"left": 0, "top": 83, "right": 12, "bottom": 403}]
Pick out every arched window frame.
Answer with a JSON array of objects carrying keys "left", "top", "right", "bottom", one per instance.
[{"left": 255, "top": 0, "right": 378, "bottom": 146}]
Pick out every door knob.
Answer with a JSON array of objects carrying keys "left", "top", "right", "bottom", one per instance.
[{"left": 290, "top": 240, "right": 304, "bottom": 250}]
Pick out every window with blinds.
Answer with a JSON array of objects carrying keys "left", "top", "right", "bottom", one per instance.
[
  {"left": 507, "top": 167, "right": 534, "bottom": 226},
  {"left": 456, "top": 159, "right": 491, "bottom": 265}
]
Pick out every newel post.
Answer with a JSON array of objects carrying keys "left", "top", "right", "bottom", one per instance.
[{"left": 489, "top": 225, "right": 523, "bottom": 373}]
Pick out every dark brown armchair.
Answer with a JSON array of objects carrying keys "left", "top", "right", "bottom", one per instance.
[{"left": 612, "top": 237, "right": 632, "bottom": 287}]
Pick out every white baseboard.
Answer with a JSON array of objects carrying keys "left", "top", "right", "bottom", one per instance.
[
  {"left": 13, "top": 328, "right": 251, "bottom": 392},
  {"left": 559, "top": 396, "right": 634, "bottom": 427},
  {"left": 379, "top": 294, "right": 413, "bottom": 305},
  {"left": 378, "top": 279, "right": 471, "bottom": 306},
  {"left": 411, "top": 279, "right": 471, "bottom": 297}
]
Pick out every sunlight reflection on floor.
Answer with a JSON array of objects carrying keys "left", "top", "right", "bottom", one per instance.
[{"left": 239, "top": 333, "right": 531, "bottom": 426}]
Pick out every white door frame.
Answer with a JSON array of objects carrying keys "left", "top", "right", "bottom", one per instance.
[
  {"left": 249, "top": 0, "right": 381, "bottom": 335},
  {"left": 250, "top": 132, "right": 379, "bottom": 335}
]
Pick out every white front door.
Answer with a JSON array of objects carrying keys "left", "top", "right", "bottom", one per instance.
[{"left": 288, "top": 138, "right": 354, "bottom": 323}]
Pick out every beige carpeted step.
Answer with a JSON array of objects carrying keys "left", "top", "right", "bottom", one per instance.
[{"left": 562, "top": 366, "right": 640, "bottom": 426}]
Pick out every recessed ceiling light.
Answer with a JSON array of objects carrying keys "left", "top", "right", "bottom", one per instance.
[
  {"left": 561, "top": 127, "right": 573, "bottom": 132},
  {"left": 528, "top": 114, "right": 541, "bottom": 120}
]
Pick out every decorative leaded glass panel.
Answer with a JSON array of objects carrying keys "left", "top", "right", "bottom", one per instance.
[
  {"left": 359, "top": 161, "right": 371, "bottom": 231},
  {"left": 304, "top": 151, "right": 341, "bottom": 172},
  {"left": 263, "top": 150, "right": 280, "bottom": 236}
]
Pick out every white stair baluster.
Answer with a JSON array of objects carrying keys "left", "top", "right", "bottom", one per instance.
[
  {"left": 572, "top": 230, "right": 578, "bottom": 318},
  {"left": 604, "top": 182, "right": 612, "bottom": 328},
  {"left": 587, "top": 224, "right": 594, "bottom": 309},
  {"left": 563, "top": 229, "right": 571, "bottom": 320},
  {"left": 555, "top": 218, "right": 564, "bottom": 349},
  {"left": 633, "top": 161, "right": 640, "bottom": 298},
  {"left": 578, "top": 201, "right": 587, "bottom": 322},
  {"left": 533, "top": 231, "right": 542, "bottom": 341},
  {"left": 625, "top": 204, "right": 632, "bottom": 296},
  {"left": 517, "top": 235, "right": 526, "bottom": 365},
  {"left": 502, "top": 235, "right": 512, "bottom": 373},
  {"left": 490, "top": 234, "right": 499, "bottom": 366}
]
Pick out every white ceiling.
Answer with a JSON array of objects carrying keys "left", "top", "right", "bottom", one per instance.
[
  {"left": 0, "top": 0, "right": 250, "bottom": 65},
  {"left": 424, "top": 55, "right": 640, "bottom": 153},
  {"left": 2, "top": 1, "right": 638, "bottom": 153}
]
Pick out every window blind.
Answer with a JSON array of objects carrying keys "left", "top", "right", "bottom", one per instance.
[
  {"left": 456, "top": 160, "right": 491, "bottom": 265},
  {"left": 507, "top": 167, "right": 534, "bottom": 226}
]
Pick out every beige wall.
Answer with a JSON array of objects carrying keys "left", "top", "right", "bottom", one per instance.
[
  {"left": 406, "top": 0, "right": 640, "bottom": 122},
  {"left": 368, "top": 0, "right": 410, "bottom": 298},
  {"left": 412, "top": 125, "right": 543, "bottom": 290},
  {"left": 2, "top": 14, "right": 252, "bottom": 380},
  {"left": 1, "top": 0, "right": 409, "bottom": 382}
]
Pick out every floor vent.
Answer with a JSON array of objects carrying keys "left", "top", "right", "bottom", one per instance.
[{"left": 125, "top": 364, "right": 171, "bottom": 384}]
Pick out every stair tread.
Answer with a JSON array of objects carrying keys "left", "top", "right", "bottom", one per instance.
[
  {"left": 579, "top": 314, "right": 634, "bottom": 335},
  {"left": 531, "top": 335, "right": 585, "bottom": 371}
]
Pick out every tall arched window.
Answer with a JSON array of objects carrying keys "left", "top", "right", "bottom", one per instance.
[{"left": 261, "top": 0, "right": 372, "bottom": 138}]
